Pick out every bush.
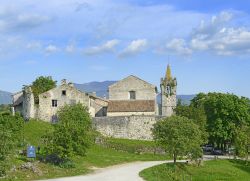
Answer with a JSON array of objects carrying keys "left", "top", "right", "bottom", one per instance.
[
  {"left": 43, "top": 104, "right": 93, "bottom": 162},
  {"left": 0, "top": 114, "right": 24, "bottom": 176}
]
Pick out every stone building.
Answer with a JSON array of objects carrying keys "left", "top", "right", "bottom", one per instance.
[
  {"left": 12, "top": 65, "right": 177, "bottom": 140},
  {"left": 107, "top": 75, "right": 158, "bottom": 116},
  {"left": 160, "top": 64, "right": 177, "bottom": 117},
  {"left": 13, "top": 79, "right": 108, "bottom": 122},
  {"left": 93, "top": 65, "right": 177, "bottom": 140}
]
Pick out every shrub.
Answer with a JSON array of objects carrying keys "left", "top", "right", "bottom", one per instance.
[{"left": 43, "top": 104, "right": 93, "bottom": 162}]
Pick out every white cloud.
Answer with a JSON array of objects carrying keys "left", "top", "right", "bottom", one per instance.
[
  {"left": 192, "top": 11, "right": 233, "bottom": 39},
  {"left": 190, "top": 11, "right": 250, "bottom": 55},
  {"left": 0, "top": 8, "right": 51, "bottom": 33},
  {"left": 160, "top": 11, "right": 250, "bottom": 56},
  {"left": 45, "top": 44, "right": 60, "bottom": 54},
  {"left": 84, "top": 39, "right": 119, "bottom": 55},
  {"left": 26, "top": 42, "right": 42, "bottom": 49},
  {"left": 65, "top": 44, "right": 75, "bottom": 53},
  {"left": 119, "top": 39, "right": 147, "bottom": 57},
  {"left": 166, "top": 38, "right": 192, "bottom": 56}
]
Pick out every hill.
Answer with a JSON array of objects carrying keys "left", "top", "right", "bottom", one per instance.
[
  {"left": 74, "top": 81, "right": 117, "bottom": 98},
  {"left": 0, "top": 90, "right": 12, "bottom": 105}
]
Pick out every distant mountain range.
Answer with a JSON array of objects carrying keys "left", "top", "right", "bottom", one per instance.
[
  {"left": 75, "top": 81, "right": 195, "bottom": 105},
  {"left": 0, "top": 81, "right": 195, "bottom": 105},
  {"left": 0, "top": 90, "right": 12, "bottom": 105},
  {"left": 74, "top": 81, "right": 116, "bottom": 98}
]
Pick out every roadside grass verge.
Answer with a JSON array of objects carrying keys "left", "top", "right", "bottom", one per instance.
[
  {"left": 139, "top": 159, "right": 250, "bottom": 181},
  {"left": 102, "top": 137, "right": 163, "bottom": 154}
]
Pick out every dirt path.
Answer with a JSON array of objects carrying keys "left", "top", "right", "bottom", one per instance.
[
  {"left": 39, "top": 155, "right": 230, "bottom": 181},
  {"left": 39, "top": 161, "right": 171, "bottom": 181}
]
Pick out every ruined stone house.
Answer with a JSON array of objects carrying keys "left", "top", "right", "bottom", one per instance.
[{"left": 13, "top": 79, "right": 108, "bottom": 122}]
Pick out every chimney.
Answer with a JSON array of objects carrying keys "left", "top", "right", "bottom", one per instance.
[
  {"left": 61, "top": 79, "right": 67, "bottom": 85},
  {"left": 68, "top": 82, "right": 74, "bottom": 87}
]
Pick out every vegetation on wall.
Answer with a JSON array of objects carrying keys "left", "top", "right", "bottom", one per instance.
[{"left": 31, "top": 76, "right": 57, "bottom": 104}]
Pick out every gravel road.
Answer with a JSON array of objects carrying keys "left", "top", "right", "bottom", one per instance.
[{"left": 39, "top": 161, "right": 170, "bottom": 181}]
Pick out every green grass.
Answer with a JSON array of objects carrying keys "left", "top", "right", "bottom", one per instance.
[
  {"left": 140, "top": 159, "right": 250, "bottom": 181},
  {"left": 23, "top": 119, "right": 54, "bottom": 146},
  {"left": 104, "top": 137, "right": 160, "bottom": 154},
  {"left": 3, "top": 120, "right": 168, "bottom": 180}
]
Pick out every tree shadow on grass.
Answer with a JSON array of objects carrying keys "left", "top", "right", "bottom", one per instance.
[{"left": 229, "top": 159, "right": 250, "bottom": 175}]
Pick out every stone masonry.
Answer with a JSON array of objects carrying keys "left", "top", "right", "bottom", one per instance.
[{"left": 93, "top": 115, "right": 163, "bottom": 140}]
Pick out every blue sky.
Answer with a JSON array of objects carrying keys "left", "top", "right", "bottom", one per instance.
[{"left": 0, "top": 0, "right": 249, "bottom": 97}]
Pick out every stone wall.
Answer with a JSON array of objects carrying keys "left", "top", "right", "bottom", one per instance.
[
  {"left": 37, "top": 84, "right": 90, "bottom": 122},
  {"left": 92, "top": 115, "right": 164, "bottom": 140}
]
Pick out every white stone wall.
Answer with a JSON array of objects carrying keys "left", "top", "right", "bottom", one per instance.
[
  {"left": 109, "top": 76, "right": 157, "bottom": 101},
  {"left": 93, "top": 115, "right": 163, "bottom": 140},
  {"left": 161, "top": 95, "right": 176, "bottom": 117},
  {"left": 37, "top": 84, "right": 90, "bottom": 122}
]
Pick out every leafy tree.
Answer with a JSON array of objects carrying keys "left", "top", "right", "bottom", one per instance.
[
  {"left": 43, "top": 103, "right": 93, "bottom": 161},
  {"left": 31, "top": 76, "right": 57, "bottom": 104},
  {"left": 191, "top": 93, "right": 250, "bottom": 151},
  {"left": 0, "top": 114, "right": 24, "bottom": 176},
  {"left": 234, "top": 125, "right": 250, "bottom": 164},
  {"left": 152, "top": 116, "right": 204, "bottom": 164},
  {"left": 175, "top": 104, "right": 208, "bottom": 142}
]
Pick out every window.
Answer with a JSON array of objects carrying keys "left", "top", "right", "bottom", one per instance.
[
  {"left": 52, "top": 100, "right": 58, "bottom": 107},
  {"left": 51, "top": 115, "right": 58, "bottom": 123},
  {"left": 62, "top": 90, "right": 66, "bottom": 96},
  {"left": 166, "top": 85, "right": 172, "bottom": 95},
  {"left": 129, "top": 91, "right": 136, "bottom": 100}
]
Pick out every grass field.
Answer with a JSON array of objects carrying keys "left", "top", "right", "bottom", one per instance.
[
  {"left": 140, "top": 159, "right": 250, "bottom": 181},
  {"left": 3, "top": 120, "right": 167, "bottom": 180}
]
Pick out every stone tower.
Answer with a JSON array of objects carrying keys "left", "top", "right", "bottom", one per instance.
[
  {"left": 22, "top": 86, "right": 35, "bottom": 120},
  {"left": 160, "top": 64, "right": 177, "bottom": 117}
]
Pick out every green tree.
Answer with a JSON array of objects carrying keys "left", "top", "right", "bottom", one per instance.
[
  {"left": 0, "top": 114, "right": 23, "bottom": 176},
  {"left": 234, "top": 125, "right": 250, "bottom": 164},
  {"left": 31, "top": 76, "right": 57, "bottom": 104},
  {"left": 44, "top": 103, "right": 93, "bottom": 161},
  {"left": 191, "top": 93, "right": 250, "bottom": 151},
  {"left": 152, "top": 116, "right": 204, "bottom": 164},
  {"left": 175, "top": 104, "right": 208, "bottom": 143}
]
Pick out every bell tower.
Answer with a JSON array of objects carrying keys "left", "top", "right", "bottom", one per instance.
[{"left": 160, "top": 64, "right": 177, "bottom": 117}]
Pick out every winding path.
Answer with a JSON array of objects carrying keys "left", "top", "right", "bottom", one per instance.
[
  {"left": 40, "top": 155, "right": 230, "bottom": 181},
  {"left": 40, "top": 161, "right": 171, "bottom": 181}
]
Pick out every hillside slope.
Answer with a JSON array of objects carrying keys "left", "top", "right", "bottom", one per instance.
[{"left": 0, "top": 90, "right": 12, "bottom": 105}]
